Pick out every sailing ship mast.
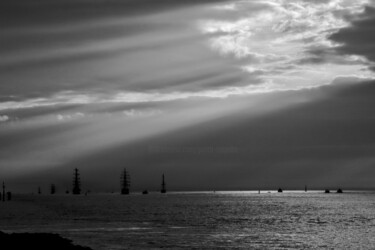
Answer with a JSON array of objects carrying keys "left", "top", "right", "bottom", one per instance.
[
  {"left": 161, "top": 174, "right": 166, "bottom": 193},
  {"left": 2, "top": 182, "right": 5, "bottom": 202},
  {"left": 121, "top": 168, "right": 130, "bottom": 195},
  {"left": 72, "top": 168, "right": 81, "bottom": 195}
]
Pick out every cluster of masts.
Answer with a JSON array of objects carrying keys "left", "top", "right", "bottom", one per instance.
[
  {"left": 2, "top": 169, "right": 345, "bottom": 196},
  {"left": 0, "top": 182, "right": 12, "bottom": 201},
  {"left": 70, "top": 168, "right": 167, "bottom": 195},
  {"left": 70, "top": 168, "right": 343, "bottom": 195},
  {"left": 120, "top": 168, "right": 166, "bottom": 195}
]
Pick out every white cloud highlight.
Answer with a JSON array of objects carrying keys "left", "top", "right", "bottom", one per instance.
[
  {"left": 123, "top": 109, "right": 162, "bottom": 117},
  {"left": 0, "top": 115, "right": 9, "bottom": 122},
  {"left": 57, "top": 112, "right": 85, "bottom": 122},
  {"left": 199, "top": 0, "right": 375, "bottom": 91}
]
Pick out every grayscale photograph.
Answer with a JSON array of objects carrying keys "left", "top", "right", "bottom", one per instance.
[{"left": 1, "top": 0, "right": 375, "bottom": 249}]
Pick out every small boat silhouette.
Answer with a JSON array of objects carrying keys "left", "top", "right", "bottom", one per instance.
[
  {"left": 277, "top": 188, "right": 283, "bottom": 193},
  {"left": 325, "top": 189, "right": 330, "bottom": 193},
  {"left": 142, "top": 190, "right": 148, "bottom": 195},
  {"left": 337, "top": 188, "right": 343, "bottom": 193}
]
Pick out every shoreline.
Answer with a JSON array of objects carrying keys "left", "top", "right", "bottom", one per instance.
[{"left": 0, "top": 231, "right": 92, "bottom": 250}]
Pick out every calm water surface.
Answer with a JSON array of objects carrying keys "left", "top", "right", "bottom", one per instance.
[{"left": 1, "top": 191, "right": 375, "bottom": 249}]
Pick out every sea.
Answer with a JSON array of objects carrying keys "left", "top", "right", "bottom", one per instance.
[{"left": 1, "top": 191, "right": 375, "bottom": 249}]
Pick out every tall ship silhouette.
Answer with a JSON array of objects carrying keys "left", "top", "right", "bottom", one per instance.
[
  {"left": 72, "top": 168, "right": 81, "bottom": 195},
  {"left": 161, "top": 174, "right": 166, "bottom": 193},
  {"left": 121, "top": 168, "right": 130, "bottom": 195}
]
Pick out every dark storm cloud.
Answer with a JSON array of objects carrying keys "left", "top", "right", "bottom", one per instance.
[{"left": 330, "top": 6, "right": 375, "bottom": 65}]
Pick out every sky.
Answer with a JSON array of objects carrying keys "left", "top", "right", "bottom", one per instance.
[{"left": 1, "top": 0, "right": 375, "bottom": 192}]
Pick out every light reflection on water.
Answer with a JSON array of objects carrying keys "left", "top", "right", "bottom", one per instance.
[{"left": 1, "top": 192, "right": 375, "bottom": 249}]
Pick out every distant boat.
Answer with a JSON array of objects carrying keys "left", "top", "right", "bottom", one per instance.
[
  {"left": 337, "top": 188, "right": 343, "bottom": 193},
  {"left": 161, "top": 174, "right": 166, "bottom": 193},
  {"left": 142, "top": 190, "right": 148, "bottom": 195},
  {"left": 325, "top": 189, "right": 330, "bottom": 193},
  {"left": 278, "top": 188, "right": 283, "bottom": 193},
  {"left": 121, "top": 168, "right": 130, "bottom": 195}
]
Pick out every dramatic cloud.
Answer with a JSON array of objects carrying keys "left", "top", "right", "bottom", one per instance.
[
  {"left": 199, "top": 0, "right": 375, "bottom": 91},
  {"left": 2, "top": 0, "right": 375, "bottom": 191},
  {"left": 330, "top": 6, "right": 375, "bottom": 66},
  {"left": 1, "top": 0, "right": 374, "bottom": 112}
]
